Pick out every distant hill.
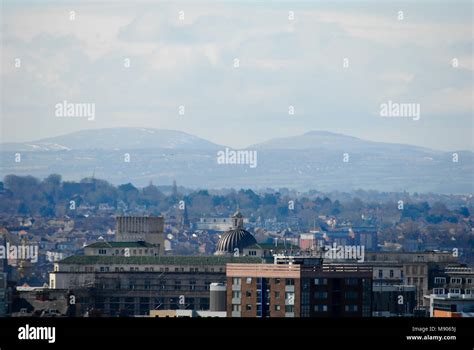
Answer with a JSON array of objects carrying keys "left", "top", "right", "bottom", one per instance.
[
  {"left": 251, "top": 130, "right": 436, "bottom": 154},
  {"left": 1, "top": 128, "right": 472, "bottom": 193},
  {"left": 0, "top": 128, "right": 223, "bottom": 152}
]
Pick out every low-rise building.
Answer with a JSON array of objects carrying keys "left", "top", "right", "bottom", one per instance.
[{"left": 49, "top": 255, "right": 260, "bottom": 316}]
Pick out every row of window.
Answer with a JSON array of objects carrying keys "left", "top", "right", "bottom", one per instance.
[
  {"left": 232, "top": 277, "right": 294, "bottom": 285},
  {"left": 407, "top": 277, "right": 424, "bottom": 285},
  {"left": 433, "top": 288, "right": 473, "bottom": 295},
  {"left": 232, "top": 277, "right": 360, "bottom": 286},
  {"left": 405, "top": 265, "right": 426, "bottom": 275},
  {"left": 98, "top": 249, "right": 157, "bottom": 255},
  {"left": 231, "top": 304, "right": 359, "bottom": 313},
  {"left": 434, "top": 277, "right": 473, "bottom": 285},
  {"left": 92, "top": 266, "right": 224, "bottom": 273},
  {"left": 314, "top": 291, "right": 358, "bottom": 299},
  {"left": 377, "top": 270, "right": 398, "bottom": 279},
  {"left": 232, "top": 304, "right": 295, "bottom": 312},
  {"left": 232, "top": 291, "right": 293, "bottom": 300}
]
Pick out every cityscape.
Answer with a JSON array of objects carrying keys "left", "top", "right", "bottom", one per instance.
[
  {"left": 0, "top": 176, "right": 473, "bottom": 318},
  {"left": 0, "top": 0, "right": 473, "bottom": 346}
]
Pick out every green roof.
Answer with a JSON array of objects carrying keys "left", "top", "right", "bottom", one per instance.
[
  {"left": 59, "top": 255, "right": 262, "bottom": 266},
  {"left": 85, "top": 241, "right": 155, "bottom": 248}
]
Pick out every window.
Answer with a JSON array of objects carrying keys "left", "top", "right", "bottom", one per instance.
[
  {"left": 285, "top": 305, "right": 295, "bottom": 313},
  {"left": 314, "top": 292, "right": 328, "bottom": 299},
  {"left": 248, "top": 250, "right": 257, "bottom": 256},
  {"left": 434, "top": 277, "right": 446, "bottom": 284},
  {"left": 314, "top": 305, "right": 327, "bottom": 312},
  {"left": 465, "top": 289, "right": 473, "bottom": 295},
  {"left": 413, "top": 278, "right": 418, "bottom": 284},
  {"left": 389, "top": 270, "right": 394, "bottom": 278},
  {"left": 345, "top": 291, "right": 358, "bottom": 299},
  {"left": 449, "top": 288, "right": 461, "bottom": 294},
  {"left": 407, "top": 277, "right": 411, "bottom": 284},
  {"left": 189, "top": 280, "right": 196, "bottom": 291},
  {"left": 345, "top": 278, "right": 358, "bottom": 286},
  {"left": 232, "top": 291, "right": 241, "bottom": 299},
  {"left": 412, "top": 266, "right": 418, "bottom": 274},
  {"left": 274, "top": 291, "right": 280, "bottom": 299},
  {"left": 246, "top": 277, "right": 252, "bottom": 284},
  {"left": 174, "top": 280, "right": 181, "bottom": 290},
  {"left": 246, "top": 304, "right": 252, "bottom": 311},
  {"left": 433, "top": 288, "right": 445, "bottom": 295},
  {"left": 275, "top": 278, "right": 281, "bottom": 285},
  {"left": 467, "top": 278, "right": 473, "bottom": 285},
  {"left": 98, "top": 249, "right": 107, "bottom": 255},
  {"left": 232, "top": 304, "right": 241, "bottom": 312},
  {"left": 144, "top": 280, "right": 151, "bottom": 290},
  {"left": 345, "top": 305, "right": 358, "bottom": 312},
  {"left": 232, "top": 277, "right": 241, "bottom": 286},
  {"left": 450, "top": 278, "right": 462, "bottom": 284},
  {"left": 314, "top": 278, "right": 327, "bottom": 285},
  {"left": 275, "top": 305, "right": 281, "bottom": 311},
  {"left": 246, "top": 290, "right": 252, "bottom": 297},
  {"left": 378, "top": 270, "right": 383, "bottom": 279},
  {"left": 285, "top": 279, "right": 295, "bottom": 286}
]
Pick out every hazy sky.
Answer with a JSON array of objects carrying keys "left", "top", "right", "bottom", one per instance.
[{"left": 1, "top": 0, "right": 473, "bottom": 150}]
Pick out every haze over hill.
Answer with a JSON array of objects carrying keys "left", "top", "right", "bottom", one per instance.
[
  {"left": 0, "top": 128, "right": 222, "bottom": 152},
  {"left": 0, "top": 128, "right": 472, "bottom": 193}
]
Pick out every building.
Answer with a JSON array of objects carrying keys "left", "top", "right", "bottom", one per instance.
[
  {"left": 352, "top": 226, "right": 378, "bottom": 251},
  {"left": 115, "top": 216, "right": 164, "bottom": 254},
  {"left": 372, "top": 285, "right": 417, "bottom": 317},
  {"left": 215, "top": 210, "right": 257, "bottom": 256},
  {"left": 424, "top": 293, "right": 474, "bottom": 317},
  {"left": 149, "top": 309, "right": 226, "bottom": 318},
  {"left": 226, "top": 258, "right": 372, "bottom": 318},
  {"left": 365, "top": 251, "right": 460, "bottom": 306},
  {"left": 430, "top": 266, "right": 474, "bottom": 297},
  {"left": 195, "top": 218, "right": 233, "bottom": 232},
  {"left": 49, "top": 255, "right": 260, "bottom": 316},
  {"left": 84, "top": 241, "right": 160, "bottom": 257},
  {"left": 242, "top": 243, "right": 299, "bottom": 260}
]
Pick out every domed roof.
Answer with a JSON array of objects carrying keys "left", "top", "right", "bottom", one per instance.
[{"left": 215, "top": 228, "right": 257, "bottom": 255}]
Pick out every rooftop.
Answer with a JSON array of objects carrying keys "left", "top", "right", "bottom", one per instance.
[
  {"left": 85, "top": 241, "right": 156, "bottom": 249},
  {"left": 59, "top": 255, "right": 262, "bottom": 266},
  {"left": 245, "top": 243, "right": 299, "bottom": 250}
]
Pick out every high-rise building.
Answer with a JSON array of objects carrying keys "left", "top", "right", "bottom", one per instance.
[{"left": 226, "top": 257, "right": 372, "bottom": 318}]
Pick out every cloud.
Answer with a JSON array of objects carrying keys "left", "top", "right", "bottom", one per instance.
[{"left": 0, "top": 1, "right": 472, "bottom": 152}]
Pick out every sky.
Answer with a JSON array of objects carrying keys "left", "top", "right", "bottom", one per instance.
[{"left": 1, "top": 0, "right": 473, "bottom": 151}]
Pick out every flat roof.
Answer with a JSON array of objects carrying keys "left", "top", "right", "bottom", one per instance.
[{"left": 59, "top": 255, "right": 262, "bottom": 266}]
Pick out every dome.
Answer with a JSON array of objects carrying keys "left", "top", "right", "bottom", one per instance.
[{"left": 215, "top": 228, "right": 257, "bottom": 255}]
